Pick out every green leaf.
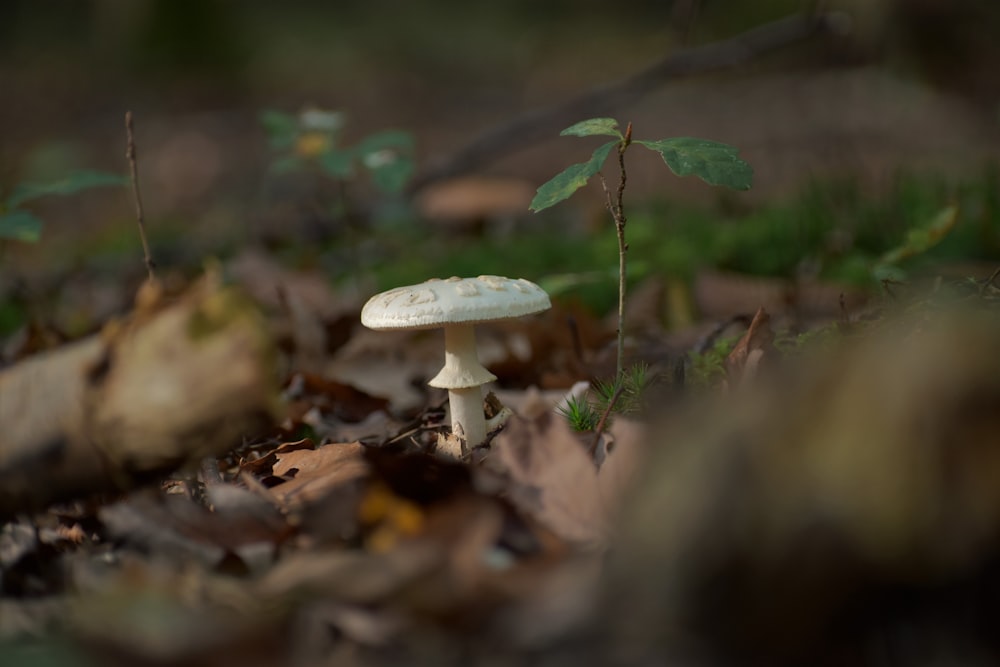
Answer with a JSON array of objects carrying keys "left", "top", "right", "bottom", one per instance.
[
  {"left": 319, "top": 149, "right": 356, "bottom": 179},
  {"left": 530, "top": 140, "right": 617, "bottom": 212},
  {"left": 367, "top": 158, "right": 414, "bottom": 194},
  {"left": 636, "top": 138, "right": 752, "bottom": 190},
  {"left": 357, "top": 130, "right": 416, "bottom": 194},
  {"left": 876, "top": 204, "right": 959, "bottom": 267},
  {"left": 8, "top": 170, "right": 127, "bottom": 208},
  {"left": 560, "top": 118, "right": 622, "bottom": 139},
  {"left": 259, "top": 109, "right": 300, "bottom": 150},
  {"left": 0, "top": 210, "right": 44, "bottom": 242}
]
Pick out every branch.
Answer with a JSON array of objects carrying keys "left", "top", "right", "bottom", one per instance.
[{"left": 408, "top": 11, "right": 842, "bottom": 193}]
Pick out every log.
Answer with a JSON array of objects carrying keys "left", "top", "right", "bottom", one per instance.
[{"left": 0, "top": 275, "right": 279, "bottom": 517}]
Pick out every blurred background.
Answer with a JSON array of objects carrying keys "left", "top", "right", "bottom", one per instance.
[{"left": 1, "top": 0, "right": 999, "bottom": 334}]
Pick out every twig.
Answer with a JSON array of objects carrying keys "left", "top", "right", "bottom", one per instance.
[
  {"left": 125, "top": 111, "right": 156, "bottom": 282},
  {"left": 979, "top": 266, "right": 1000, "bottom": 297},
  {"left": 589, "top": 383, "right": 624, "bottom": 459},
  {"left": 408, "top": 11, "right": 840, "bottom": 192}
]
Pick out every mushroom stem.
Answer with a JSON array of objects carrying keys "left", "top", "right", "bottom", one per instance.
[
  {"left": 435, "top": 324, "right": 495, "bottom": 388},
  {"left": 433, "top": 324, "right": 494, "bottom": 451},
  {"left": 447, "top": 385, "right": 487, "bottom": 455}
]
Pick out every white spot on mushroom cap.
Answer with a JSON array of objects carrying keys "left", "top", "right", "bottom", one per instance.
[{"left": 361, "top": 276, "right": 551, "bottom": 330}]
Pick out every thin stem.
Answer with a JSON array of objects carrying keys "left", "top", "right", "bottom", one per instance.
[
  {"left": 614, "top": 126, "right": 631, "bottom": 377},
  {"left": 598, "top": 125, "right": 631, "bottom": 378},
  {"left": 589, "top": 382, "right": 624, "bottom": 459},
  {"left": 125, "top": 111, "right": 156, "bottom": 282}
]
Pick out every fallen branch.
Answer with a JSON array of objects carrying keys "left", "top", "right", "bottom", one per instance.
[
  {"left": 0, "top": 274, "right": 279, "bottom": 517},
  {"left": 409, "top": 10, "right": 842, "bottom": 192}
]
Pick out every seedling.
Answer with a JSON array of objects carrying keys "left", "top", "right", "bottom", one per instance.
[
  {"left": 0, "top": 170, "right": 127, "bottom": 242},
  {"left": 530, "top": 117, "right": 753, "bottom": 377},
  {"left": 260, "top": 107, "right": 415, "bottom": 196},
  {"left": 558, "top": 362, "right": 650, "bottom": 433}
]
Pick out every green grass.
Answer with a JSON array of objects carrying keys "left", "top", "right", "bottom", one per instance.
[
  {"left": 347, "top": 166, "right": 1000, "bottom": 315},
  {"left": 634, "top": 168, "right": 999, "bottom": 284}
]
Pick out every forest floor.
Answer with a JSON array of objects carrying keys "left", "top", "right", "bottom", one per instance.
[{"left": 3, "top": 8, "right": 1000, "bottom": 665}]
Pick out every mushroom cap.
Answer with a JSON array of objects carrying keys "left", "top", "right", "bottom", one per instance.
[{"left": 361, "top": 276, "right": 551, "bottom": 330}]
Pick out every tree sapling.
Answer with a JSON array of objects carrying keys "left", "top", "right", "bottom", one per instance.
[{"left": 530, "top": 117, "right": 753, "bottom": 378}]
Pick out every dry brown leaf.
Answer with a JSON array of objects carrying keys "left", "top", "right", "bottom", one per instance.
[
  {"left": 53, "top": 523, "right": 86, "bottom": 545},
  {"left": 327, "top": 328, "right": 440, "bottom": 413},
  {"left": 277, "top": 285, "right": 327, "bottom": 371},
  {"left": 100, "top": 492, "right": 290, "bottom": 571},
  {"left": 493, "top": 553, "right": 605, "bottom": 648},
  {"left": 598, "top": 417, "right": 646, "bottom": 509},
  {"left": 725, "top": 306, "right": 774, "bottom": 387},
  {"left": 257, "top": 542, "right": 443, "bottom": 604},
  {"left": 489, "top": 412, "right": 609, "bottom": 548},
  {"left": 317, "top": 410, "right": 397, "bottom": 444},
  {"left": 271, "top": 442, "right": 369, "bottom": 508},
  {"left": 238, "top": 438, "right": 316, "bottom": 476},
  {"left": 291, "top": 372, "right": 390, "bottom": 422}
]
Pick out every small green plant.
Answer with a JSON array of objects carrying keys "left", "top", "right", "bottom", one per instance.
[
  {"left": 559, "top": 362, "right": 650, "bottom": 433},
  {"left": 872, "top": 204, "right": 960, "bottom": 282},
  {"left": 687, "top": 336, "right": 737, "bottom": 388},
  {"left": 559, "top": 394, "right": 603, "bottom": 432},
  {"left": 0, "top": 170, "right": 127, "bottom": 242},
  {"left": 530, "top": 117, "right": 752, "bottom": 377},
  {"left": 260, "top": 107, "right": 415, "bottom": 196}
]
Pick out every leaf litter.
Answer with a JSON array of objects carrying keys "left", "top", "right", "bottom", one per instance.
[{"left": 3, "top": 253, "right": 1000, "bottom": 665}]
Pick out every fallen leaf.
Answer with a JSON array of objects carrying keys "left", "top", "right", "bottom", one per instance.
[
  {"left": 327, "top": 328, "right": 439, "bottom": 413},
  {"left": 100, "top": 492, "right": 290, "bottom": 572},
  {"left": 271, "top": 441, "right": 369, "bottom": 508},
  {"left": 488, "top": 411, "right": 609, "bottom": 548},
  {"left": 257, "top": 542, "right": 443, "bottom": 604},
  {"left": 725, "top": 306, "right": 774, "bottom": 387},
  {"left": 293, "top": 371, "right": 390, "bottom": 422},
  {"left": 238, "top": 438, "right": 315, "bottom": 476}
]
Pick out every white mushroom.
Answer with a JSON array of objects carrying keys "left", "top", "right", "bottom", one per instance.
[{"left": 360, "top": 276, "right": 551, "bottom": 457}]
